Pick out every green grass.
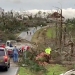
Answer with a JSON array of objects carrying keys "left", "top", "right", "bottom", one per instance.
[
  {"left": 18, "top": 64, "right": 69, "bottom": 75},
  {"left": 31, "top": 28, "right": 43, "bottom": 43},
  {"left": 46, "top": 64, "right": 68, "bottom": 75},
  {"left": 46, "top": 27, "right": 56, "bottom": 38},
  {"left": 18, "top": 67, "right": 35, "bottom": 75}
]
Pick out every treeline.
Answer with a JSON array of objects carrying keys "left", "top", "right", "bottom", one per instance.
[
  {"left": 66, "top": 18, "right": 75, "bottom": 37},
  {"left": 0, "top": 16, "right": 28, "bottom": 41},
  {"left": 0, "top": 14, "right": 47, "bottom": 41}
]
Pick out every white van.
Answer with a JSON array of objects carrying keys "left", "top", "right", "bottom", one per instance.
[{"left": 5, "top": 40, "right": 16, "bottom": 57}]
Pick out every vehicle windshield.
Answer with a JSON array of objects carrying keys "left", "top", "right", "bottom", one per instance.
[
  {"left": 7, "top": 42, "right": 10, "bottom": 46},
  {"left": 0, "top": 49, "right": 5, "bottom": 56}
]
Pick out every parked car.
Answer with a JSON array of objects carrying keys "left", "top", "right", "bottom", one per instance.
[
  {"left": 0, "top": 47, "right": 10, "bottom": 71},
  {"left": 0, "top": 43, "right": 5, "bottom": 48}
]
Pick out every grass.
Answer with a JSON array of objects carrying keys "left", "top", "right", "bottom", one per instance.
[
  {"left": 18, "top": 67, "right": 35, "bottom": 75},
  {"left": 18, "top": 64, "right": 69, "bottom": 75},
  {"left": 46, "top": 64, "right": 68, "bottom": 75},
  {"left": 31, "top": 27, "right": 56, "bottom": 43},
  {"left": 31, "top": 28, "right": 43, "bottom": 43},
  {"left": 15, "top": 32, "right": 21, "bottom": 37},
  {"left": 46, "top": 27, "right": 56, "bottom": 38}
]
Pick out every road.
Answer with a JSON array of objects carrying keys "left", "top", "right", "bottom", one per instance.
[
  {"left": 18, "top": 26, "right": 41, "bottom": 41},
  {"left": 0, "top": 67, "right": 18, "bottom": 75},
  {"left": 0, "top": 59, "right": 19, "bottom": 75}
]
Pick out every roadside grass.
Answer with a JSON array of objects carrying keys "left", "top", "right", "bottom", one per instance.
[
  {"left": 18, "top": 67, "right": 35, "bottom": 75},
  {"left": 31, "top": 28, "right": 43, "bottom": 43},
  {"left": 46, "top": 27, "right": 56, "bottom": 38},
  {"left": 18, "top": 64, "right": 69, "bottom": 75},
  {"left": 46, "top": 64, "right": 68, "bottom": 75},
  {"left": 15, "top": 32, "right": 21, "bottom": 37},
  {"left": 31, "top": 27, "right": 56, "bottom": 45},
  {"left": 31, "top": 27, "right": 55, "bottom": 43},
  {"left": 14, "top": 31, "right": 23, "bottom": 39}
]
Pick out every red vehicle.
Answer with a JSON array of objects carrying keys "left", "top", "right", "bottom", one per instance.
[
  {"left": 0, "top": 47, "right": 10, "bottom": 71},
  {"left": 0, "top": 43, "right": 5, "bottom": 48}
]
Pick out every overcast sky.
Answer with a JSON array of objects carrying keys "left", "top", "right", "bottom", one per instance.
[
  {"left": 0, "top": 0, "right": 75, "bottom": 11},
  {"left": 0, "top": 0, "right": 75, "bottom": 18}
]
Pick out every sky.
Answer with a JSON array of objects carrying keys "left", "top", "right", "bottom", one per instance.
[
  {"left": 0, "top": 0, "right": 75, "bottom": 18},
  {"left": 0, "top": 0, "right": 75, "bottom": 11}
]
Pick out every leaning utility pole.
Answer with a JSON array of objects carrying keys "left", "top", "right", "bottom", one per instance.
[
  {"left": 63, "top": 25, "right": 66, "bottom": 45},
  {"left": 59, "top": 9, "right": 62, "bottom": 49},
  {"left": 55, "top": 17, "right": 58, "bottom": 45},
  {"left": 53, "top": 4, "right": 63, "bottom": 51}
]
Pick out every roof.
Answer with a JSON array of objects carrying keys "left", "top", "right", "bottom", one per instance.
[
  {"left": 6, "top": 40, "right": 17, "bottom": 43},
  {"left": 51, "top": 12, "right": 64, "bottom": 18}
]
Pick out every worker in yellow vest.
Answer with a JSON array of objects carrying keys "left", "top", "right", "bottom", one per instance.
[{"left": 45, "top": 47, "right": 52, "bottom": 63}]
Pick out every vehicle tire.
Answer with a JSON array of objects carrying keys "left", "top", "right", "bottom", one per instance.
[
  {"left": 5, "top": 66, "right": 8, "bottom": 71},
  {"left": 8, "top": 63, "right": 10, "bottom": 68}
]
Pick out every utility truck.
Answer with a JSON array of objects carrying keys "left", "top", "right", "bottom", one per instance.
[{"left": 5, "top": 40, "right": 17, "bottom": 57}]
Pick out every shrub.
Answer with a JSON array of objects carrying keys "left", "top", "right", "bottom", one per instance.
[{"left": 22, "top": 49, "right": 47, "bottom": 73}]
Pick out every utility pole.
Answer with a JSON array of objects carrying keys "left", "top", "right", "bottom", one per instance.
[
  {"left": 59, "top": 9, "right": 62, "bottom": 48},
  {"left": 63, "top": 25, "right": 66, "bottom": 45},
  {"left": 53, "top": 3, "right": 63, "bottom": 51},
  {"left": 55, "top": 10, "right": 59, "bottom": 45},
  {"left": 55, "top": 8, "right": 62, "bottom": 49},
  {"left": 55, "top": 17, "right": 57, "bottom": 45}
]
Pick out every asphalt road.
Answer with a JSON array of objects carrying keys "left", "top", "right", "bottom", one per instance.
[
  {"left": 18, "top": 26, "right": 41, "bottom": 41},
  {"left": 0, "top": 59, "right": 19, "bottom": 75},
  {"left": 0, "top": 67, "right": 18, "bottom": 75}
]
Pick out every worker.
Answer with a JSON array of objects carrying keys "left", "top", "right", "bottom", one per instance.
[
  {"left": 27, "top": 31, "right": 28, "bottom": 35},
  {"left": 13, "top": 45, "right": 19, "bottom": 62},
  {"left": 45, "top": 47, "right": 52, "bottom": 63}
]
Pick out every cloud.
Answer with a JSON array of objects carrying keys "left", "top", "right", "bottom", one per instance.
[
  {"left": 24, "top": 8, "right": 75, "bottom": 19},
  {"left": 7, "top": 0, "right": 21, "bottom": 3},
  {"left": 62, "top": 8, "right": 75, "bottom": 19}
]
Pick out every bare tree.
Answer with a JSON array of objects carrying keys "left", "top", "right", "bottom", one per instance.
[{"left": 37, "top": 11, "right": 42, "bottom": 18}]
